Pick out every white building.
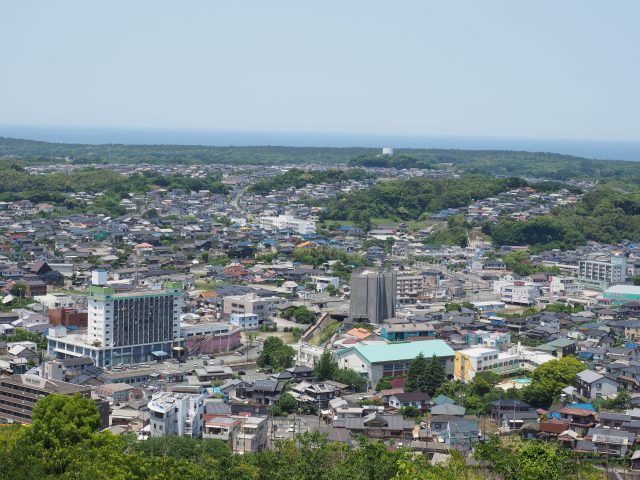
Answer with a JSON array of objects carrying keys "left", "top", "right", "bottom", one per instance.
[
  {"left": 230, "top": 313, "right": 259, "bottom": 330},
  {"left": 309, "top": 275, "right": 340, "bottom": 293},
  {"left": 47, "top": 270, "right": 183, "bottom": 367},
  {"left": 454, "top": 344, "right": 555, "bottom": 382},
  {"left": 500, "top": 282, "right": 537, "bottom": 306},
  {"left": 203, "top": 414, "right": 268, "bottom": 453},
  {"left": 578, "top": 256, "right": 626, "bottom": 288},
  {"left": 258, "top": 214, "right": 316, "bottom": 235},
  {"left": 148, "top": 392, "right": 205, "bottom": 438},
  {"left": 293, "top": 343, "right": 325, "bottom": 368},
  {"left": 549, "top": 276, "right": 580, "bottom": 297},
  {"left": 222, "top": 293, "right": 285, "bottom": 326}
]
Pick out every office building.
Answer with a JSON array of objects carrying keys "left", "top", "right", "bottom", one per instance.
[
  {"left": 47, "top": 270, "right": 183, "bottom": 367},
  {"left": 349, "top": 268, "right": 396, "bottom": 324},
  {"left": 148, "top": 392, "right": 205, "bottom": 438}
]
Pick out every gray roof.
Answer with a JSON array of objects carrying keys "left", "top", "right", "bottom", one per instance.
[
  {"left": 431, "top": 403, "right": 465, "bottom": 416},
  {"left": 343, "top": 413, "right": 414, "bottom": 431},
  {"left": 577, "top": 369, "right": 604, "bottom": 384}
]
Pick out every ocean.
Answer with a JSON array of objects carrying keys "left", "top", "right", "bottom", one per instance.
[{"left": 0, "top": 125, "right": 639, "bottom": 162}]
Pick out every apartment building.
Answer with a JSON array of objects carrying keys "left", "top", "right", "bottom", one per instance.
[
  {"left": 0, "top": 374, "right": 91, "bottom": 424},
  {"left": 148, "top": 392, "right": 205, "bottom": 438},
  {"left": 578, "top": 256, "right": 626, "bottom": 289},
  {"left": 222, "top": 293, "right": 285, "bottom": 326}
]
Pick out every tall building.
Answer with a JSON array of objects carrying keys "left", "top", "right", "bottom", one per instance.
[
  {"left": 349, "top": 268, "right": 396, "bottom": 324},
  {"left": 47, "top": 270, "right": 183, "bottom": 367}
]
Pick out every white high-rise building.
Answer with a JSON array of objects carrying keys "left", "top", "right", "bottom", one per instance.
[{"left": 47, "top": 270, "right": 183, "bottom": 367}]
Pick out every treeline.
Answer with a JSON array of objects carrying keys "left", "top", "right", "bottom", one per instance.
[
  {"left": 248, "top": 168, "right": 371, "bottom": 194},
  {"left": 3, "top": 136, "right": 640, "bottom": 183},
  {"left": 320, "top": 175, "right": 526, "bottom": 224},
  {"left": 485, "top": 187, "right": 640, "bottom": 250},
  {"left": 0, "top": 393, "right": 604, "bottom": 480},
  {"left": 0, "top": 137, "right": 375, "bottom": 165},
  {"left": 348, "top": 153, "right": 437, "bottom": 170},
  {"left": 0, "top": 166, "right": 228, "bottom": 205}
]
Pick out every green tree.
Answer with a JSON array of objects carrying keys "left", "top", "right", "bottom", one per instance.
[
  {"left": 424, "top": 354, "right": 447, "bottom": 396},
  {"left": 325, "top": 284, "right": 338, "bottom": 296},
  {"left": 9, "top": 283, "right": 26, "bottom": 298},
  {"left": 404, "top": 353, "right": 429, "bottom": 393},
  {"left": 258, "top": 337, "right": 294, "bottom": 370},
  {"left": 315, "top": 350, "right": 336, "bottom": 381},
  {"left": 277, "top": 392, "right": 297, "bottom": 413},
  {"left": 333, "top": 368, "right": 367, "bottom": 391},
  {"left": 375, "top": 378, "right": 392, "bottom": 391}
]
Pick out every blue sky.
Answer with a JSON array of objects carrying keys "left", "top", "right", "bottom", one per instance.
[{"left": 1, "top": 0, "right": 639, "bottom": 141}]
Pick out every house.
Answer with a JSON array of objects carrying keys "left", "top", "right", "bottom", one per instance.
[
  {"left": 333, "top": 412, "right": 415, "bottom": 440},
  {"left": 388, "top": 392, "right": 430, "bottom": 410},
  {"left": 286, "top": 365, "right": 314, "bottom": 380},
  {"left": 490, "top": 400, "right": 537, "bottom": 430},
  {"left": 290, "top": 381, "right": 342, "bottom": 408},
  {"left": 534, "top": 338, "right": 577, "bottom": 358},
  {"left": 236, "top": 380, "right": 284, "bottom": 405},
  {"left": 202, "top": 414, "right": 268, "bottom": 453},
  {"left": 435, "top": 418, "right": 480, "bottom": 453},
  {"left": 575, "top": 370, "right": 618, "bottom": 399},
  {"left": 558, "top": 406, "right": 597, "bottom": 434},
  {"left": 587, "top": 428, "right": 635, "bottom": 457}
]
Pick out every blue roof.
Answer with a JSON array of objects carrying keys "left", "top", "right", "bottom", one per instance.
[
  {"left": 338, "top": 340, "right": 454, "bottom": 364},
  {"left": 569, "top": 403, "right": 594, "bottom": 411}
]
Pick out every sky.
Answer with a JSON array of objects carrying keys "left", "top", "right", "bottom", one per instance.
[{"left": 1, "top": 1, "right": 639, "bottom": 142}]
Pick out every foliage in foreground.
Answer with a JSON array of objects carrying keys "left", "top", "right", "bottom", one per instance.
[{"left": 0, "top": 393, "right": 605, "bottom": 480}]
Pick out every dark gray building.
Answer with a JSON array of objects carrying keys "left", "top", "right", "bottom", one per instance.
[{"left": 349, "top": 268, "right": 396, "bottom": 324}]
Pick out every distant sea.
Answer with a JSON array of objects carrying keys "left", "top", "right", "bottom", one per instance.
[{"left": 1, "top": 125, "right": 639, "bottom": 162}]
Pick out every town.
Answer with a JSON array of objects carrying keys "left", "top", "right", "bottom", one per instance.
[{"left": 0, "top": 148, "right": 640, "bottom": 479}]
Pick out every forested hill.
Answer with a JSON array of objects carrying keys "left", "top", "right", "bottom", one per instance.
[
  {"left": 319, "top": 175, "right": 526, "bottom": 225},
  {"left": 349, "top": 151, "right": 640, "bottom": 180},
  {"left": 2, "top": 136, "right": 640, "bottom": 180},
  {"left": 0, "top": 137, "right": 375, "bottom": 165}
]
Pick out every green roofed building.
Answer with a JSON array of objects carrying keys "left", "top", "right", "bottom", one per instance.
[
  {"left": 334, "top": 340, "right": 454, "bottom": 388},
  {"left": 600, "top": 285, "right": 640, "bottom": 306}
]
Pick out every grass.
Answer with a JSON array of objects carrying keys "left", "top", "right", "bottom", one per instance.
[
  {"left": 310, "top": 319, "right": 339, "bottom": 346},
  {"left": 194, "top": 279, "right": 222, "bottom": 290},
  {"left": 52, "top": 287, "right": 87, "bottom": 296}
]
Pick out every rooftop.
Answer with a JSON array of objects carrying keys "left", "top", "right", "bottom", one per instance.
[{"left": 339, "top": 340, "right": 454, "bottom": 364}]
